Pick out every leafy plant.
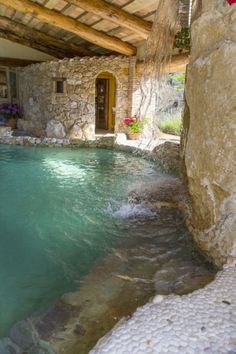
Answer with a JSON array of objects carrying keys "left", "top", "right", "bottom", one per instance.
[
  {"left": 123, "top": 116, "right": 145, "bottom": 134},
  {"left": 175, "top": 27, "right": 190, "bottom": 50},
  {"left": 158, "top": 116, "right": 182, "bottom": 136},
  {"left": 168, "top": 72, "right": 186, "bottom": 91}
]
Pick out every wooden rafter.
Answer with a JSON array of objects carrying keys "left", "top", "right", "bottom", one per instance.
[
  {"left": 137, "top": 53, "right": 189, "bottom": 73},
  {"left": 0, "top": 16, "right": 94, "bottom": 59},
  {"left": 69, "top": 0, "right": 152, "bottom": 38},
  {"left": 0, "top": 0, "right": 137, "bottom": 56}
]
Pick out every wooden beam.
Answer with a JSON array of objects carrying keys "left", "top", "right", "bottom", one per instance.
[
  {"left": 137, "top": 53, "right": 189, "bottom": 74},
  {"left": 0, "top": 16, "right": 93, "bottom": 58},
  {"left": 164, "top": 53, "right": 189, "bottom": 73},
  {"left": 0, "top": 0, "right": 136, "bottom": 56},
  {"left": 0, "top": 57, "right": 40, "bottom": 67},
  {"left": 69, "top": 0, "right": 152, "bottom": 38}
]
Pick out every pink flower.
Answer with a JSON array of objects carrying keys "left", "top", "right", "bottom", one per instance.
[
  {"left": 123, "top": 118, "right": 133, "bottom": 125},
  {"left": 123, "top": 116, "right": 140, "bottom": 126}
]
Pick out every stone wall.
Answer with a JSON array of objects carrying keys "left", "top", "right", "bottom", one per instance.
[
  {"left": 18, "top": 54, "right": 185, "bottom": 141},
  {"left": 18, "top": 56, "right": 131, "bottom": 139},
  {"left": 181, "top": 0, "right": 236, "bottom": 266}
]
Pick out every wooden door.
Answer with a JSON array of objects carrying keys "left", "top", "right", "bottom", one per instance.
[{"left": 96, "top": 78, "right": 109, "bottom": 130}]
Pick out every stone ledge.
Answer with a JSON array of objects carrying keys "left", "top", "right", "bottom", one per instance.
[{"left": 0, "top": 135, "right": 180, "bottom": 174}]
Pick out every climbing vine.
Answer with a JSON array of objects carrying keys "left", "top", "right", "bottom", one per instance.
[{"left": 175, "top": 27, "right": 191, "bottom": 50}]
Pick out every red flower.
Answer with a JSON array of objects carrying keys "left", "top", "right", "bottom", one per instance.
[
  {"left": 123, "top": 117, "right": 135, "bottom": 126},
  {"left": 227, "top": 0, "right": 236, "bottom": 4}
]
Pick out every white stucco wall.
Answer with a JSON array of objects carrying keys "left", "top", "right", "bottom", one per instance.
[{"left": 0, "top": 39, "right": 54, "bottom": 61}]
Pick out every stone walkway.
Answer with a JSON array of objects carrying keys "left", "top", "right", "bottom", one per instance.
[
  {"left": 90, "top": 266, "right": 236, "bottom": 354},
  {"left": 95, "top": 130, "right": 180, "bottom": 151}
]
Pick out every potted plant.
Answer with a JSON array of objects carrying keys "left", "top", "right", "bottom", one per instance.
[
  {"left": 122, "top": 115, "right": 145, "bottom": 140},
  {"left": 0, "top": 103, "right": 20, "bottom": 129}
]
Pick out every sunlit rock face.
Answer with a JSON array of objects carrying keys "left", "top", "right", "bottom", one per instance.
[{"left": 181, "top": 0, "right": 236, "bottom": 266}]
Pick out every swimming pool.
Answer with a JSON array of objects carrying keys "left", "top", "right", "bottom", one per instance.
[{"left": 0, "top": 145, "right": 164, "bottom": 336}]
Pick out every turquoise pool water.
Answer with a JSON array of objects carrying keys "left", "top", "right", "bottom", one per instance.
[{"left": 0, "top": 145, "right": 163, "bottom": 336}]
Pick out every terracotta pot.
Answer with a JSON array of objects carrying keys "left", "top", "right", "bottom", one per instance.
[
  {"left": 5, "top": 118, "right": 17, "bottom": 129},
  {"left": 127, "top": 132, "right": 141, "bottom": 140}
]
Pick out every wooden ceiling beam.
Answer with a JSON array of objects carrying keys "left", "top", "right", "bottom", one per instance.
[
  {"left": 0, "top": 16, "right": 93, "bottom": 58},
  {"left": 0, "top": 0, "right": 136, "bottom": 56},
  {"left": 137, "top": 53, "right": 189, "bottom": 73},
  {"left": 69, "top": 0, "right": 152, "bottom": 38}
]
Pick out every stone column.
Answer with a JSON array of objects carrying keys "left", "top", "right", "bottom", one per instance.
[{"left": 181, "top": 0, "right": 236, "bottom": 266}]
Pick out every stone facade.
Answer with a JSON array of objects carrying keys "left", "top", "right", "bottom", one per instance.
[
  {"left": 18, "top": 55, "right": 180, "bottom": 141},
  {"left": 181, "top": 0, "right": 236, "bottom": 266},
  {"left": 18, "top": 56, "right": 131, "bottom": 139}
]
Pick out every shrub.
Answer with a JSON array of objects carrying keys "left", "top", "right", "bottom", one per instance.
[{"left": 158, "top": 116, "right": 182, "bottom": 136}]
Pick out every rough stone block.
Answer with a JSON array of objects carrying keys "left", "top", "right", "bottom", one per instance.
[
  {"left": 0, "top": 337, "right": 21, "bottom": 354},
  {"left": 46, "top": 120, "right": 66, "bottom": 139},
  {"left": 0, "top": 127, "right": 12, "bottom": 137},
  {"left": 9, "top": 320, "right": 39, "bottom": 350}
]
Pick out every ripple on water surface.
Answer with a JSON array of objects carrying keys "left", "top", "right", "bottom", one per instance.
[
  {"left": 0, "top": 145, "right": 164, "bottom": 336},
  {"left": 0, "top": 146, "right": 216, "bottom": 351}
]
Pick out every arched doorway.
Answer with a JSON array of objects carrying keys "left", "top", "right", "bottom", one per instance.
[{"left": 95, "top": 72, "right": 116, "bottom": 131}]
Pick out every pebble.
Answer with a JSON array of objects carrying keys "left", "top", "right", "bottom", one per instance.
[{"left": 90, "top": 268, "right": 236, "bottom": 354}]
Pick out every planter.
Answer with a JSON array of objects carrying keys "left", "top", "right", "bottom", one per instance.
[
  {"left": 5, "top": 118, "right": 17, "bottom": 129},
  {"left": 127, "top": 132, "right": 141, "bottom": 140}
]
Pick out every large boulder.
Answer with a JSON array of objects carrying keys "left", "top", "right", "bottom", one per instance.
[
  {"left": 152, "top": 141, "right": 180, "bottom": 174},
  {"left": 17, "top": 119, "right": 44, "bottom": 137},
  {"left": 9, "top": 320, "right": 39, "bottom": 350},
  {"left": 82, "top": 123, "right": 95, "bottom": 140},
  {"left": 0, "top": 337, "right": 21, "bottom": 354},
  {"left": 46, "top": 120, "right": 66, "bottom": 139},
  {"left": 181, "top": 2, "right": 236, "bottom": 266},
  {"left": 128, "top": 177, "right": 190, "bottom": 215},
  {"left": 67, "top": 121, "right": 83, "bottom": 140}
]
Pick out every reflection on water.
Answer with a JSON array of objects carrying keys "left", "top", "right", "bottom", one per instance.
[
  {"left": 0, "top": 145, "right": 162, "bottom": 336},
  {"left": 37, "top": 209, "right": 215, "bottom": 354},
  {"left": 43, "top": 159, "right": 87, "bottom": 180},
  {"left": 0, "top": 145, "right": 215, "bottom": 353}
]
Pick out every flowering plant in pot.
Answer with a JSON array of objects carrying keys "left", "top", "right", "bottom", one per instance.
[
  {"left": 122, "top": 115, "right": 144, "bottom": 140},
  {"left": 0, "top": 103, "right": 21, "bottom": 129}
]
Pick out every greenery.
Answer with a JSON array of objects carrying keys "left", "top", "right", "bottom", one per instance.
[
  {"left": 175, "top": 27, "right": 191, "bottom": 50},
  {"left": 127, "top": 120, "right": 143, "bottom": 133},
  {"left": 168, "top": 72, "right": 186, "bottom": 91},
  {"left": 123, "top": 116, "right": 145, "bottom": 134},
  {"left": 159, "top": 116, "right": 182, "bottom": 136}
]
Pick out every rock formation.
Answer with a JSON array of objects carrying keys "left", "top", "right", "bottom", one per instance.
[{"left": 181, "top": 0, "right": 236, "bottom": 266}]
